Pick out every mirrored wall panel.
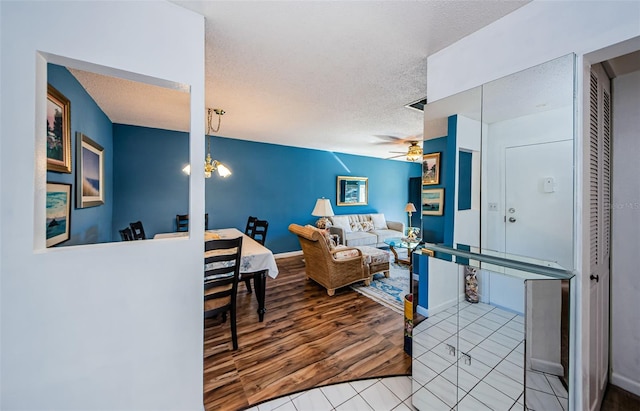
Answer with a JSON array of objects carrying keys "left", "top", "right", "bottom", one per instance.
[{"left": 45, "top": 60, "right": 190, "bottom": 247}]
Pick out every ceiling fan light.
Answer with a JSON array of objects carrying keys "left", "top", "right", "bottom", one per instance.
[{"left": 406, "top": 143, "right": 423, "bottom": 161}]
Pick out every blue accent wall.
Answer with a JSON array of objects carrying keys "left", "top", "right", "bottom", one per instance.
[
  {"left": 47, "top": 64, "right": 113, "bottom": 246},
  {"left": 458, "top": 151, "right": 472, "bottom": 211},
  {"left": 112, "top": 125, "right": 189, "bottom": 240},
  {"left": 111, "top": 129, "right": 421, "bottom": 253},
  {"left": 421, "top": 137, "right": 447, "bottom": 244},
  {"left": 421, "top": 115, "right": 458, "bottom": 246}
]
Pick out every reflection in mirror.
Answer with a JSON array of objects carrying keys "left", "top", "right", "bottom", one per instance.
[
  {"left": 412, "top": 54, "right": 575, "bottom": 411},
  {"left": 422, "top": 86, "right": 482, "bottom": 247},
  {"left": 481, "top": 54, "right": 575, "bottom": 270},
  {"left": 45, "top": 60, "right": 190, "bottom": 246},
  {"left": 525, "top": 279, "right": 570, "bottom": 411},
  {"left": 413, "top": 243, "right": 573, "bottom": 410}
]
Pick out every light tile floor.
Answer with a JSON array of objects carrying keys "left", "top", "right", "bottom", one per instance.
[
  {"left": 247, "top": 376, "right": 415, "bottom": 411},
  {"left": 248, "top": 301, "right": 569, "bottom": 411},
  {"left": 413, "top": 301, "right": 568, "bottom": 411}
]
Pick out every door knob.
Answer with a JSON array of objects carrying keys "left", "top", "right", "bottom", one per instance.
[
  {"left": 508, "top": 217, "right": 516, "bottom": 223},
  {"left": 590, "top": 274, "right": 599, "bottom": 282}
]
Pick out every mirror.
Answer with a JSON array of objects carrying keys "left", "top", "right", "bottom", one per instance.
[
  {"left": 45, "top": 59, "right": 191, "bottom": 247},
  {"left": 481, "top": 53, "right": 574, "bottom": 270},
  {"left": 336, "top": 176, "right": 368, "bottom": 206},
  {"left": 413, "top": 54, "right": 575, "bottom": 410}
]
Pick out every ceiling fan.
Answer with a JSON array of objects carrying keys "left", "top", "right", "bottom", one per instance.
[{"left": 387, "top": 141, "right": 423, "bottom": 162}]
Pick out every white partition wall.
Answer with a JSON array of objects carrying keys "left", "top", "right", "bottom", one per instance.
[{"left": 1, "top": 2, "right": 205, "bottom": 409}]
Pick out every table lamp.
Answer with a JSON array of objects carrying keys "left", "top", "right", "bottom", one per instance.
[
  {"left": 311, "top": 198, "right": 334, "bottom": 229},
  {"left": 404, "top": 202, "right": 417, "bottom": 227}
]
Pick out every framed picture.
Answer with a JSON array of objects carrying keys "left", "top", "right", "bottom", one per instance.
[
  {"left": 337, "top": 176, "right": 368, "bottom": 206},
  {"left": 422, "top": 152, "right": 440, "bottom": 185},
  {"left": 76, "top": 132, "right": 104, "bottom": 208},
  {"left": 46, "top": 182, "right": 72, "bottom": 247},
  {"left": 46, "top": 85, "right": 71, "bottom": 173},
  {"left": 422, "top": 188, "right": 444, "bottom": 216}
]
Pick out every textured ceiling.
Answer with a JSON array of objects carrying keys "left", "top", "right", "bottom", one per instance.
[{"left": 70, "top": 1, "right": 530, "bottom": 160}]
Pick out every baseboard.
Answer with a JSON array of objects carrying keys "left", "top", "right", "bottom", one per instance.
[
  {"left": 611, "top": 371, "right": 640, "bottom": 397},
  {"left": 274, "top": 250, "right": 303, "bottom": 259},
  {"left": 531, "top": 357, "right": 564, "bottom": 376},
  {"left": 416, "top": 305, "right": 429, "bottom": 317}
]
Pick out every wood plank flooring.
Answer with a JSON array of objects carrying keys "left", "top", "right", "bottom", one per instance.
[
  {"left": 601, "top": 384, "right": 640, "bottom": 411},
  {"left": 203, "top": 255, "right": 411, "bottom": 411}
]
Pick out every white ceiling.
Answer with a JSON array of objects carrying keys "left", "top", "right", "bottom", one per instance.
[{"left": 70, "top": 0, "right": 530, "bottom": 160}]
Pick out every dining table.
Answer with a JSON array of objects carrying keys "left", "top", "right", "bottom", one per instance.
[{"left": 154, "top": 228, "right": 279, "bottom": 322}]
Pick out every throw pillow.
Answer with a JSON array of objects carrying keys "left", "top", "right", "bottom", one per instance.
[
  {"left": 370, "top": 213, "right": 388, "bottom": 229},
  {"left": 331, "top": 215, "right": 352, "bottom": 233},
  {"left": 361, "top": 221, "right": 375, "bottom": 232},
  {"left": 350, "top": 221, "right": 363, "bottom": 232}
]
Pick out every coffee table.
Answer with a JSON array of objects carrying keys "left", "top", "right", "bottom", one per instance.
[{"left": 384, "top": 237, "right": 421, "bottom": 266}]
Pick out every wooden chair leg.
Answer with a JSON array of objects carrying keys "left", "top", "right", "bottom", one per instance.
[
  {"left": 230, "top": 305, "right": 238, "bottom": 350},
  {"left": 244, "top": 278, "right": 252, "bottom": 294}
]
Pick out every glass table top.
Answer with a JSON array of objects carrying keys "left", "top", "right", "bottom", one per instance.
[{"left": 384, "top": 237, "right": 421, "bottom": 249}]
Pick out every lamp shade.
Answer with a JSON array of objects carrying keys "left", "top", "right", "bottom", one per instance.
[
  {"left": 311, "top": 198, "right": 334, "bottom": 217},
  {"left": 405, "top": 203, "right": 417, "bottom": 213}
]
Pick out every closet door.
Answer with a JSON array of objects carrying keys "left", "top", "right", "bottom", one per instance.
[{"left": 587, "top": 63, "right": 611, "bottom": 411}]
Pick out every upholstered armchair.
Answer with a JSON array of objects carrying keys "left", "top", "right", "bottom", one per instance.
[{"left": 289, "top": 224, "right": 370, "bottom": 296}]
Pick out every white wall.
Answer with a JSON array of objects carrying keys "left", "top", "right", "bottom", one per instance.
[
  {"left": 481, "top": 106, "right": 574, "bottom": 258},
  {"left": 425, "top": 1, "right": 640, "bottom": 409},
  {"left": 1, "top": 2, "right": 206, "bottom": 409},
  {"left": 453, "top": 115, "right": 481, "bottom": 248},
  {"left": 610, "top": 69, "right": 640, "bottom": 396}
]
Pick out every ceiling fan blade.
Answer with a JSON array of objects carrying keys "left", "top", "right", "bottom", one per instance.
[{"left": 374, "top": 134, "right": 405, "bottom": 143}]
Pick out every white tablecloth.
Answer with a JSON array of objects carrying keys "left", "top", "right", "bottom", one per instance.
[{"left": 154, "top": 228, "right": 279, "bottom": 278}]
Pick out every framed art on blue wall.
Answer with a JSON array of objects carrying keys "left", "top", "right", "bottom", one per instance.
[
  {"left": 46, "top": 84, "right": 71, "bottom": 173},
  {"left": 422, "top": 188, "right": 444, "bottom": 216},
  {"left": 337, "top": 176, "right": 368, "bottom": 206},
  {"left": 422, "top": 152, "right": 440, "bottom": 185},
  {"left": 76, "top": 132, "right": 104, "bottom": 208},
  {"left": 46, "top": 182, "right": 72, "bottom": 247}
]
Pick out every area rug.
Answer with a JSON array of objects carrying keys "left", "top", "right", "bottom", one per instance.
[{"left": 350, "top": 251, "right": 411, "bottom": 314}]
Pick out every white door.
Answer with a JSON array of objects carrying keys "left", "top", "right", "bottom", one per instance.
[
  {"left": 587, "top": 63, "right": 611, "bottom": 411},
  {"left": 504, "top": 140, "right": 574, "bottom": 268}
]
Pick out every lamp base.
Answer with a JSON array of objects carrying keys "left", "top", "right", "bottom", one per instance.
[{"left": 315, "top": 217, "right": 332, "bottom": 229}]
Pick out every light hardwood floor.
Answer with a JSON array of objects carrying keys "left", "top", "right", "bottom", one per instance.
[{"left": 203, "top": 255, "right": 411, "bottom": 411}]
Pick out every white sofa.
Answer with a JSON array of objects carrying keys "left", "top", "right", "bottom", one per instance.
[{"left": 328, "top": 213, "right": 404, "bottom": 248}]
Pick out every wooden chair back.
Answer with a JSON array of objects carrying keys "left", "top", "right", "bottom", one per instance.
[
  {"left": 129, "top": 221, "right": 146, "bottom": 240},
  {"left": 204, "top": 236, "right": 243, "bottom": 350},
  {"left": 176, "top": 214, "right": 189, "bottom": 232},
  {"left": 119, "top": 227, "right": 134, "bottom": 241}
]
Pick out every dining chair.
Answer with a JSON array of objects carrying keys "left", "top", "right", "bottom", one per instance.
[
  {"left": 244, "top": 216, "right": 258, "bottom": 238},
  {"left": 204, "top": 236, "right": 243, "bottom": 350},
  {"left": 129, "top": 221, "right": 146, "bottom": 240},
  {"left": 176, "top": 214, "right": 189, "bottom": 232},
  {"left": 119, "top": 227, "right": 134, "bottom": 241},
  {"left": 251, "top": 219, "right": 269, "bottom": 246},
  {"left": 242, "top": 216, "right": 269, "bottom": 293},
  {"left": 205, "top": 213, "right": 209, "bottom": 230}
]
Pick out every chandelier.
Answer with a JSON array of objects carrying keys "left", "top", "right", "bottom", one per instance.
[{"left": 184, "top": 108, "right": 231, "bottom": 178}]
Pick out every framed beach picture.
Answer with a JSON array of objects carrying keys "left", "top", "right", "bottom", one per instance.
[
  {"left": 76, "top": 132, "right": 104, "bottom": 208},
  {"left": 422, "top": 188, "right": 444, "bottom": 216},
  {"left": 46, "top": 85, "right": 71, "bottom": 173},
  {"left": 422, "top": 152, "right": 440, "bottom": 185},
  {"left": 46, "top": 182, "right": 72, "bottom": 247},
  {"left": 337, "top": 176, "right": 368, "bottom": 206}
]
